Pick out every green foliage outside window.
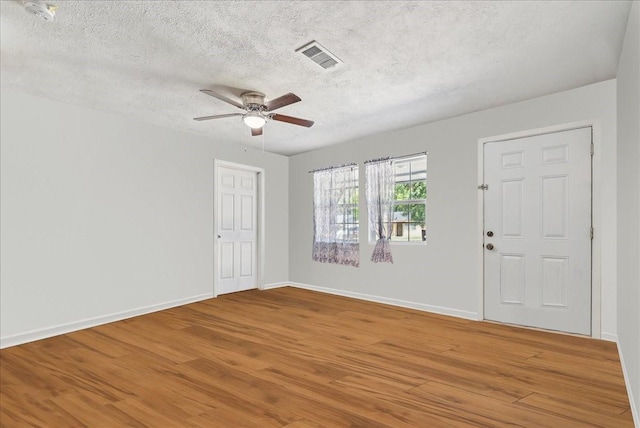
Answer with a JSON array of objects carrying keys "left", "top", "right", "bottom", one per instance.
[{"left": 394, "top": 181, "right": 426, "bottom": 227}]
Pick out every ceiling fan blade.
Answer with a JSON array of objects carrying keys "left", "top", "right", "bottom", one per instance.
[
  {"left": 251, "top": 127, "right": 263, "bottom": 137},
  {"left": 193, "top": 113, "right": 243, "bottom": 121},
  {"left": 199, "top": 89, "right": 245, "bottom": 109},
  {"left": 271, "top": 113, "right": 314, "bottom": 128},
  {"left": 265, "top": 93, "right": 301, "bottom": 111}
]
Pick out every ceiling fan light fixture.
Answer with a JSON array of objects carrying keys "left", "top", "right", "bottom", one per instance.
[
  {"left": 195, "top": 89, "right": 313, "bottom": 134},
  {"left": 23, "top": 0, "right": 57, "bottom": 21},
  {"left": 243, "top": 111, "right": 266, "bottom": 129}
]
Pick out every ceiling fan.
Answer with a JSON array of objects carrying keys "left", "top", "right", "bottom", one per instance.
[{"left": 193, "top": 89, "right": 314, "bottom": 136}]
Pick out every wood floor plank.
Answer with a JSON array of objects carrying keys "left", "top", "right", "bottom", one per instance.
[
  {"left": 405, "top": 381, "right": 584, "bottom": 427},
  {"left": 48, "top": 392, "right": 128, "bottom": 427},
  {"left": 281, "top": 420, "right": 325, "bottom": 428},
  {"left": 108, "top": 398, "right": 188, "bottom": 427},
  {"left": 64, "top": 328, "right": 133, "bottom": 358},
  {"left": 515, "top": 392, "right": 633, "bottom": 426},
  {"left": 0, "top": 287, "right": 633, "bottom": 427}
]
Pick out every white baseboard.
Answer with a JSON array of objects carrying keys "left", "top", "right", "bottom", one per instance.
[
  {"left": 0, "top": 292, "right": 214, "bottom": 349},
  {"left": 617, "top": 341, "right": 639, "bottom": 427},
  {"left": 286, "top": 282, "right": 479, "bottom": 320},
  {"left": 601, "top": 332, "right": 618, "bottom": 342},
  {"left": 261, "top": 282, "right": 289, "bottom": 290}
]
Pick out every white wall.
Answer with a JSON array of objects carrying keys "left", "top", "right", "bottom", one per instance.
[
  {"left": 0, "top": 87, "right": 289, "bottom": 346},
  {"left": 617, "top": 1, "right": 640, "bottom": 422},
  {"left": 289, "top": 80, "right": 617, "bottom": 336}
]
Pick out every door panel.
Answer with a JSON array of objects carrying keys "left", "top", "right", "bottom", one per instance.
[
  {"left": 240, "top": 196, "right": 253, "bottom": 231},
  {"left": 500, "top": 254, "right": 525, "bottom": 304},
  {"left": 501, "top": 151, "right": 524, "bottom": 168},
  {"left": 221, "top": 194, "right": 234, "bottom": 230},
  {"left": 240, "top": 241, "right": 253, "bottom": 277},
  {"left": 217, "top": 166, "right": 258, "bottom": 295},
  {"left": 541, "top": 145, "right": 568, "bottom": 164},
  {"left": 541, "top": 175, "right": 568, "bottom": 238},
  {"left": 501, "top": 179, "right": 524, "bottom": 238},
  {"left": 541, "top": 256, "right": 568, "bottom": 307},
  {"left": 220, "top": 242, "right": 234, "bottom": 279},
  {"left": 484, "top": 127, "right": 592, "bottom": 335}
]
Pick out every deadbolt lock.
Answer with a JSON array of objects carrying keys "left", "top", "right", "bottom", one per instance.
[
  {"left": 486, "top": 243, "right": 494, "bottom": 250},
  {"left": 486, "top": 231, "right": 494, "bottom": 237}
]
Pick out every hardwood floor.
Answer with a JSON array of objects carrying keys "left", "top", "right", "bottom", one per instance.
[{"left": 0, "top": 287, "right": 633, "bottom": 427}]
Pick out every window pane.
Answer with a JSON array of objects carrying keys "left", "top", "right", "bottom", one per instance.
[
  {"left": 410, "top": 158, "right": 427, "bottom": 181},
  {"left": 338, "top": 222, "right": 359, "bottom": 241},
  {"left": 394, "top": 182, "right": 410, "bottom": 201},
  {"left": 390, "top": 222, "right": 407, "bottom": 241},
  {"left": 407, "top": 223, "right": 425, "bottom": 241},
  {"left": 394, "top": 159, "right": 410, "bottom": 176},
  {"left": 340, "top": 190, "right": 349, "bottom": 204},
  {"left": 393, "top": 203, "right": 409, "bottom": 222},
  {"left": 345, "top": 205, "right": 358, "bottom": 223},
  {"left": 390, "top": 202, "right": 408, "bottom": 241},
  {"left": 394, "top": 161, "right": 411, "bottom": 194},
  {"left": 339, "top": 173, "right": 358, "bottom": 241},
  {"left": 343, "top": 188, "right": 359, "bottom": 205},
  {"left": 348, "top": 224, "right": 359, "bottom": 241},
  {"left": 408, "top": 203, "right": 425, "bottom": 225},
  {"left": 410, "top": 181, "right": 426, "bottom": 200},
  {"left": 352, "top": 206, "right": 359, "bottom": 221}
]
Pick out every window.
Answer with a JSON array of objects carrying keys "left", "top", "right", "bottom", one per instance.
[
  {"left": 391, "top": 155, "right": 427, "bottom": 242},
  {"left": 312, "top": 165, "right": 359, "bottom": 267},
  {"left": 369, "top": 154, "right": 427, "bottom": 243}
]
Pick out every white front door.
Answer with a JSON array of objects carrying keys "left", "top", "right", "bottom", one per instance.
[
  {"left": 483, "top": 127, "right": 592, "bottom": 335},
  {"left": 216, "top": 165, "right": 258, "bottom": 295}
]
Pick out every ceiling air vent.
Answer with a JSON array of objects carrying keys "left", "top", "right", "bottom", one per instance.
[{"left": 296, "top": 41, "right": 342, "bottom": 70}]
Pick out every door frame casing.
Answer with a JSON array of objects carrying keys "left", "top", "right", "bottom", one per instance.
[
  {"left": 213, "top": 159, "right": 265, "bottom": 297},
  {"left": 477, "top": 121, "right": 601, "bottom": 338}
]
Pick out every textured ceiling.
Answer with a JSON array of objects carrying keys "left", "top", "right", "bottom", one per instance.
[{"left": 0, "top": 1, "right": 632, "bottom": 155}]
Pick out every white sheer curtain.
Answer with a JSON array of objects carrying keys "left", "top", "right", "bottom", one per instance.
[
  {"left": 312, "top": 166, "right": 359, "bottom": 267},
  {"left": 366, "top": 159, "right": 394, "bottom": 263}
]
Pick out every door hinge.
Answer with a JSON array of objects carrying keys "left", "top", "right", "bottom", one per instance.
[
  {"left": 590, "top": 227, "right": 594, "bottom": 240},
  {"left": 478, "top": 184, "right": 489, "bottom": 190},
  {"left": 590, "top": 142, "right": 594, "bottom": 156}
]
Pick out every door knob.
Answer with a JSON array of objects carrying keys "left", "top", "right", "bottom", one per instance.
[
  {"left": 217, "top": 235, "right": 221, "bottom": 239},
  {"left": 486, "top": 243, "right": 494, "bottom": 250}
]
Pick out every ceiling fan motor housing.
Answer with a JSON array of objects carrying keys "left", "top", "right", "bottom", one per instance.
[
  {"left": 23, "top": 0, "right": 56, "bottom": 21},
  {"left": 242, "top": 92, "right": 266, "bottom": 110}
]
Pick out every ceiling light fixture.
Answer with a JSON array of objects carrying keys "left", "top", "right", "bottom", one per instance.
[
  {"left": 23, "top": 0, "right": 57, "bottom": 21},
  {"left": 242, "top": 111, "right": 267, "bottom": 129}
]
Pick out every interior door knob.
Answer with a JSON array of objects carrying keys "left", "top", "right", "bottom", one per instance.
[{"left": 486, "top": 243, "right": 494, "bottom": 250}]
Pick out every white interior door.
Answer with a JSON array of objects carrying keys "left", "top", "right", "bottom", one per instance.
[
  {"left": 483, "top": 127, "right": 592, "bottom": 335},
  {"left": 217, "top": 166, "right": 258, "bottom": 295}
]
